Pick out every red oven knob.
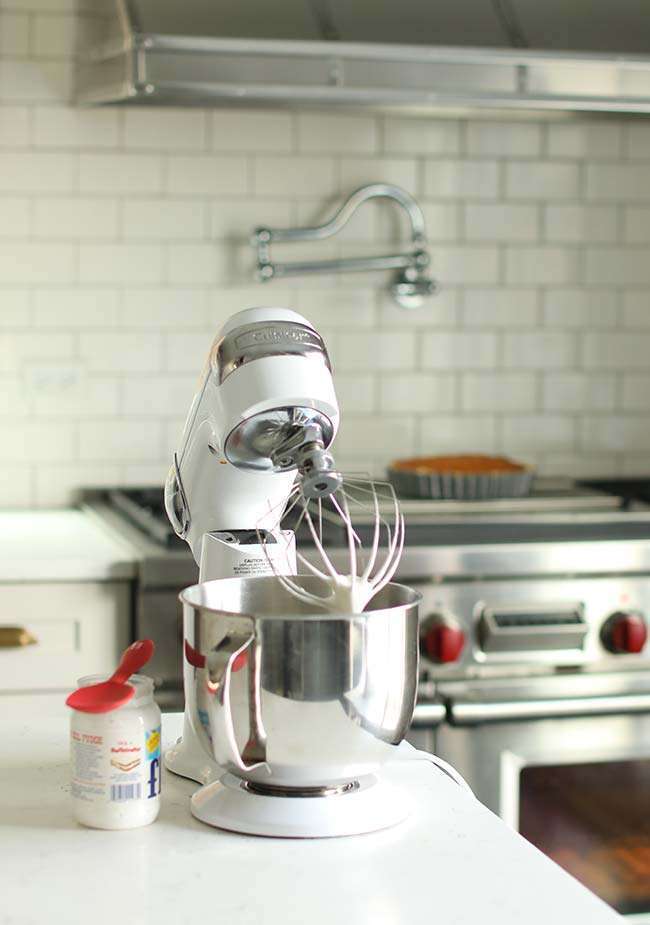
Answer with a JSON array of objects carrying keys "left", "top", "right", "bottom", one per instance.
[
  {"left": 421, "top": 615, "right": 466, "bottom": 664},
  {"left": 602, "top": 611, "right": 648, "bottom": 654}
]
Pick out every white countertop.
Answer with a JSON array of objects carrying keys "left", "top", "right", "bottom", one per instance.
[
  {"left": 0, "top": 509, "right": 137, "bottom": 582},
  {"left": 0, "top": 708, "right": 621, "bottom": 925}
]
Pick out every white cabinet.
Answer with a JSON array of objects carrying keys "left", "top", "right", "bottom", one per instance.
[{"left": 0, "top": 581, "right": 131, "bottom": 692}]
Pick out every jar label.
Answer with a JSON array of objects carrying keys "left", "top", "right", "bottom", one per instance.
[{"left": 71, "top": 724, "right": 162, "bottom": 804}]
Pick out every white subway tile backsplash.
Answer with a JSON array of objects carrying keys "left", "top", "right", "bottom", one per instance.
[
  {"left": 164, "top": 331, "right": 212, "bottom": 372},
  {"left": 0, "top": 59, "right": 70, "bottom": 102},
  {"left": 1, "top": 331, "right": 73, "bottom": 372},
  {"left": 335, "top": 415, "right": 416, "bottom": 458},
  {"left": 543, "top": 289, "right": 619, "bottom": 328},
  {"left": 79, "top": 154, "right": 164, "bottom": 193},
  {"left": 339, "top": 157, "right": 417, "bottom": 193},
  {"left": 463, "top": 289, "right": 538, "bottom": 327},
  {"left": 543, "top": 374, "right": 616, "bottom": 412},
  {"left": 297, "top": 113, "right": 377, "bottom": 154},
  {"left": 3, "top": 420, "right": 76, "bottom": 462},
  {"left": 293, "top": 289, "right": 376, "bottom": 329},
  {"left": 31, "top": 376, "right": 119, "bottom": 417},
  {"left": 33, "top": 105, "right": 119, "bottom": 148},
  {"left": 0, "top": 289, "right": 31, "bottom": 327},
  {"left": 34, "top": 288, "right": 119, "bottom": 327},
  {"left": 0, "top": 13, "right": 29, "bottom": 56},
  {"left": 121, "top": 289, "right": 207, "bottom": 328},
  {"left": 0, "top": 198, "right": 30, "bottom": 236},
  {"left": 380, "top": 374, "right": 456, "bottom": 413},
  {"left": 581, "top": 416, "right": 650, "bottom": 452},
  {"left": 384, "top": 118, "right": 460, "bottom": 156},
  {"left": 0, "top": 466, "right": 32, "bottom": 507},
  {"left": 547, "top": 122, "right": 622, "bottom": 160},
  {"left": 421, "top": 331, "right": 498, "bottom": 369},
  {"left": 79, "top": 332, "right": 163, "bottom": 373},
  {"left": 622, "top": 291, "right": 650, "bottom": 327},
  {"left": 123, "top": 199, "right": 206, "bottom": 241},
  {"left": 623, "top": 207, "right": 650, "bottom": 243},
  {"left": 166, "top": 245, "right": 228, "bottom": 285},
  {"left": 423, "top": 160, "right": 498, "bottom": 199},
  {"left": 544, "top": 205, "right": 618, "bottom": 243},
  {"left": 462, "top": 374, "right": 536, "bottom": 411},
  {"left": 466, "top": 121, "right": 542, "bottom": 157},
  {"left": 435, "top": 246, "right": 499, "bottom": 284},
  {"left": 34, "top": 197, "right": 118, "bottom": 239},
  {"left": 622, "top": 375, "right": 650, "bottom": 409},
  {"left": 79, "top": 420, "right": 162, "bottom": 461},
  {"left": 539, "top": 454, "right": 619, "bottom": 478},
  {"left": 167, "top": 155, "right": 249, "bottom": 196},
  {"left": 0, "top": 152, "right": 75, "bottom": 191},
  {"left": 80, "top": 244, "right": 163, "bottom": 284},
  {"left": 506, "top": 162, "right": 580, "bottom": 200},
  {"left": 419, "top": 415, "right": 497, "bottom": 453},
  {"left": 502, "top": 415, "right": 574, "bottom": 451},
  {"left": 378, "top": 288, "right": 458, "bottom": 328},
  {"left": 625, "top": 124, "right": 650, "bottom": 160},
  {"left": 582, "top": 332, "right": 650, "bottom": 369},
  {"left": 585, "top": 247, "right": 650, "bottom": 285},
  {"left": 124, "top": 109, "right": 206, "bottom": 151},
  {"left": 332, "top": 374, "right": 375, "bottom": 414},
  {"left": 506, "top": 247, "right": 578, "bottom": 285},
  {"left": 586, "top": 164, "right": 650, "bottom": 201},
  {"left": 336, "top": 331, "right": 416, "bottom": 371},
  {"left": 121, "top": 376, "right": 196, "bottom": 417},
  {"left": 0, "top": 106, "right": 30, "bottom": 146},
  {"left": 503, "top": 331, "right": 575, "bottom": 369},
  {"left": 464, "top": 203, "right": 538, "bottom": 242},
  {"left": 0, "top": 243, "right": 75, "bottom": 283},
  {"left": 254, "top": 156, "right": 336, "bottom": 197},
  {"left": 211, "top": 199, "right": 293, "bottom": 240},
  {"left": 212, "top": 111, "right": 292, "bottom": 153}
]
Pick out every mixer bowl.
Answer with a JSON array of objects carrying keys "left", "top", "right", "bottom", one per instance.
[{"left": 181, "top": 576, "right": 420, "bottom": 790}]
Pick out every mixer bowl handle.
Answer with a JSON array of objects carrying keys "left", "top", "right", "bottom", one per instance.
[{"left": 205, "top": 630, "right": 269, "bottom": 775}]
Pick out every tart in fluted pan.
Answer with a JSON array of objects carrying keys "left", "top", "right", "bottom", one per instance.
[{"left": 388, "top": 454, "right": 534, "bottom": 500}]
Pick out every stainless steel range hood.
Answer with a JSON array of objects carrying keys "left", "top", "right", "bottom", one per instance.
[{"left": 77, "top": 0, "right": 650, "bottom": 113}]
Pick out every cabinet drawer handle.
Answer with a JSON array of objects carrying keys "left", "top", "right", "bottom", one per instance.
[{"left": 0, "top": 626, "right": 38, "bottom": 648}]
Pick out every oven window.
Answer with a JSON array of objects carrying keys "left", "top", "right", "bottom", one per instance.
[{"left": 519, "top": 760, "right": 650, "bottom": 915}]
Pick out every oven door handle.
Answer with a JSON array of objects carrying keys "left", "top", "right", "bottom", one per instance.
[
  {"left": 410, "top": 702, "right": 447, "bottom": 727},
  {"left": 448, "top": 692, "right": 650, "bottom": 725}
]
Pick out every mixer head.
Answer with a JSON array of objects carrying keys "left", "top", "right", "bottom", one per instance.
[{"left": 258, "top": 475, "right": 405, "bottom": 613}]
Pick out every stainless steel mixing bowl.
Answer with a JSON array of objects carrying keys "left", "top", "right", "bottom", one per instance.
[{"left": 180, "top": 576, "right": 420, "bottom": 790}]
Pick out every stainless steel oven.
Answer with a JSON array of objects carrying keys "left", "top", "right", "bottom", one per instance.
[{"left": 410, "top": 568, "right": 650, "bottom": 922}]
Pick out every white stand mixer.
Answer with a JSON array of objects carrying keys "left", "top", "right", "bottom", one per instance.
[
  {"left": 164, "top": 306, "right": 341, "bottom": 785},
  {"left": 164, "top": 306, "right": 464, "bottom": 837}
]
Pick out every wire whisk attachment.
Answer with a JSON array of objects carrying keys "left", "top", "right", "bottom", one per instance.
[{"left": 258, "top": 476, "right": 405, "bottom": 613}]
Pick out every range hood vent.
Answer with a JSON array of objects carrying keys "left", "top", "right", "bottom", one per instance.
[{"left": 78, "top": 0, "right": 650, "bottom": 114}]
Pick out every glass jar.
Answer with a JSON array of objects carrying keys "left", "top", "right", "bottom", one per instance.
[{"left": 69, "top": 673, "right": 161, "bottom": 829}]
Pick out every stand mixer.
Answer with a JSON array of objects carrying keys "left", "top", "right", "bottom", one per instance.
[{"left": 163, "top": 306, "right": 445, "bottom": 836}]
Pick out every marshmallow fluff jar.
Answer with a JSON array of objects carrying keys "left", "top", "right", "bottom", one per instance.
[{"left": 69, "top": 674, "right": 161, "bottom": 829}]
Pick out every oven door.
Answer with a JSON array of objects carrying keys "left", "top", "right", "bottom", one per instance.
[{"left": 417, "top": 678, "right": 650, "bottom": 921}]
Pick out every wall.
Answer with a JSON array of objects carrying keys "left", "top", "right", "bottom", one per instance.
[{"left": 1, "top": 3, "right": 650, "bottom": 507}]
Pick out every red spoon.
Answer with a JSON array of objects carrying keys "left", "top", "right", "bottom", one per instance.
[{"left": 66, "top": 639, "right": 155, "bottom": 714}]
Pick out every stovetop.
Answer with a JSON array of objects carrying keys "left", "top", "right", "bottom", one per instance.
[{"left": 98, "top": 477, "right": 650, "bottom": 551}]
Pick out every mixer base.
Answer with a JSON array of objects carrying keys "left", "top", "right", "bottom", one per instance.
[
  {"left": 164, "top": 730, "right": 221, "bottom": 785},
  {"left": 191, "top": 772, "right": 410, "bottom": 838}
]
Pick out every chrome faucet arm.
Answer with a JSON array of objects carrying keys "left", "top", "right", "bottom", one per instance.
[
  {"left": 255, "top": 183, "right": 428, "bottom": 246},
  {"left": 251, "top": 183, "right": 437, "bottom": 309}
]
